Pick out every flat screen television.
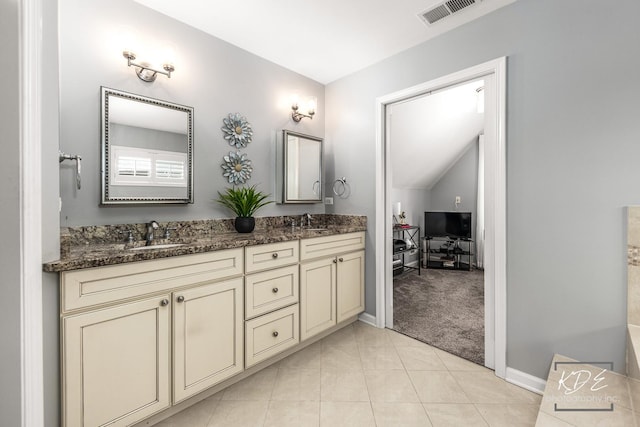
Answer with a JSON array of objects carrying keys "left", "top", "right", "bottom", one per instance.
[{"left": 424, "top": 211, "right": 472, "bottom": 240}]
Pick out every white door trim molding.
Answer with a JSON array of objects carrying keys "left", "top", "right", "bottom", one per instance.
[
  {"left": 20, "top": 0, "right": 45, "bottom": 424},
  {"left": 374, "top": 57, "right": 507, "bottom": 378}
]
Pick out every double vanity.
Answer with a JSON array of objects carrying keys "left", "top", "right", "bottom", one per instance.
[{"left": 44, "top": 215, "right": 366, "bottom": 427}]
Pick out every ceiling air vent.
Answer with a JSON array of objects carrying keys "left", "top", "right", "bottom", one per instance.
[{"left": 419, "top": 0, "right": 480, "bottom": 25}]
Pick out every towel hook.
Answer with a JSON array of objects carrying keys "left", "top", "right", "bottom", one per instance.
[{"left": 59, "top": 151, "right": 82, "bottom": 190}]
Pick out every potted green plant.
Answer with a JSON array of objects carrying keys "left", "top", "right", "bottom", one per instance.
[{"left": 216, "top": 185, "right": 273, "bottom": 233}]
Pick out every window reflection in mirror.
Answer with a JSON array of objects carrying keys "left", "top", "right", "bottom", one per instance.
[
  {"left": 101, "top": 87, "right": 193, "bottom": 204},
  {"left": 277, "top": 130, "right": 323, "bottom": 204}
]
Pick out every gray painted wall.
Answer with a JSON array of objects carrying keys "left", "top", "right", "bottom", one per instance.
[
  {"left": 326, "top": 0, "right": 640, "bottom": 378},
  {"left": 0, "top": 1, "right": 23, "bottom": 425},
  {"left": 430, "top": 139, "right": 479, "bottom": 244},
  {"left": 42, "top": 0, "right": 61, "bottom": 425},
  {"left": 59, "top": 0, "right": 326, "bottom": 227}
]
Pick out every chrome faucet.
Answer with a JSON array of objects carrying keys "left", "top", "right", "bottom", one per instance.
[
  {"left": 146, "top": 221, "right": 159, "bottom": 245},
  {"left": 301, "top": 213, "right": 312, "bottom": 228}
]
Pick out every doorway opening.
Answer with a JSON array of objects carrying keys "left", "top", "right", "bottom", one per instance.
[
  {"left": 389, "top": 78, "right": 486, "bottom": 365},
  {"left": 374, "top": 57, "right": 507, "bottom": 378}
]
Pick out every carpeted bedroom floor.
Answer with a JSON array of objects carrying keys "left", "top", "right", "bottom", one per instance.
[{"left": 392, "top": 267, "right": 485, "bottom": 365}]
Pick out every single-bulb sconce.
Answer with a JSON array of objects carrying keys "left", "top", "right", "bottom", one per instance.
[
  {"left": 291, "top": 95, "right": 317, "bottom": 122},
  {"left": 476, "top": 86, "right": 485, "bottom": 114},
  {"left": 122, "top": 51, "right": 175, "bottom": 82}
]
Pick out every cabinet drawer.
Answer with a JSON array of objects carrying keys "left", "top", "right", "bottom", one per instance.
[
  {"left": 245, "top": 265, "right": 299, "bottom": 319},
  {"left": 245, "top": 241, "right": 299, "bottom": 273},
  {"left": 300, "top": 232, "right": 365, "bottom": 261},
  {"left": 61, "top": 249, "right": 243, "bottom": 313},
  {"left": 245, "top": 304, "right": 299, "bottom": 367}
]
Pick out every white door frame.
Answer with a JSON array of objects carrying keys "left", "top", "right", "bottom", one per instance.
[
  {"left": 20, "top": 0, "right": 45, "bottom": 424},
  {"left": 374, "top": 57, "right": 507, "bottom": 378}
]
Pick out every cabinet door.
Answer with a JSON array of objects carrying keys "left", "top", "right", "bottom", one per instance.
[
  {"left": 62, "top": 295, "right": 171, "bottom": 427},
  {"left": 173, "top": 277, "right": 244, "bottom": 403},
  {"left": 336, "top": 250, "right": 365, "bottom": 322},
  {"left": 300, "top": 257, "right": 336, "bottom": 340}
]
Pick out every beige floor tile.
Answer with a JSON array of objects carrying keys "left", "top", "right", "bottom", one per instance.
[
  {"left": 372, "top": 402, "right": 432, "bottom": 426},
  {"left": 450, "top": 371, "right": 541, "bottom": 404},
  {"left": 271, "top": 368, "right": 321, "bottom": 401},
  {"left": 408, "top": 371, "right": 470, "bottom": 403},
  {"left": 263, "top": 401, "right": 320, "bottom": 427},
  {"left": 534, "top": 411, "right": 575, "bottom": 427},
  {"left": 353, "top": 322, "right": 392, "bottom": 347},
  {"left": 156, "top": 397, "right": 217, "bottom": 427},
  {"left": 206, "top": 400, "right": 269, "bottom": 427},
  {"left": 221, "top": 367, "right": 277, "bottom": 401},
  {"left": 364, "top": 369, "right": 420, "bottom": 403},
  {"left": 320, "top": 401, "right": 376, "bottom": 427},
  {"left": 397, "top": 346, "right": 448, "bottom": 371},
  {"left": 321, "top": 368, "right": 370, "bottom": 402},
  {"left": 539, "top": 403, "right": 636, "bottom": 427},
  {"left": 629, "top": 377, "right": 640, "bottom": 411},
  {"left": 434, "top": 348, "right": 488, "bottom": 372},
  {"left": 359, "top": 345, "right": 404, "bottom": 370},
  {"left": 423, "top": 403, "right": 488, "bottom": 427},
  {"left": 386, "top": 329, "right": 429, "bottom": 348},
  {"left": 279, "top": 342, "right": 322, "bottom": 370},
  {"left": 474, "top": 403, "right": 539, "bottom": 427},
  {"left": 322, "top": 345, "right": 363, "bottom": 371},
  {"left": 321, "top": 324, "right": 357, "bottom": 349}
]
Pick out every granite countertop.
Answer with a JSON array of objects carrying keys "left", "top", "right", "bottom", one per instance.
[{"left": 43, "top": 224, "right": 366, "bottom": 273}]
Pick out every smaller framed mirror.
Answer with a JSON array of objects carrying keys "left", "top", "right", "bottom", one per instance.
[
  {"left": 101, "top": 87, "right": 194, "bottom": 205},
  {"left": 277, "top": 130, "right": 323, "bottom": 204}
]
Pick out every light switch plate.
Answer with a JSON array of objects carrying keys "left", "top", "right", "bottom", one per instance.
[{"left": 324, "top": 197, "right": 334, "bottom": 205}]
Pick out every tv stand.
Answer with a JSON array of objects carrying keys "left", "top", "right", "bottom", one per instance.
[{"left": 424, "top": 237, "right": 473, "bottom": 271}]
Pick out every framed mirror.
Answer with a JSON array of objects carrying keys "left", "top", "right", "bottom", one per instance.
[
  {"left": 100, "top": 87, "right": 194, "bottom": 204},
  {"left": 277, "top": 130, "right": 323, "bottom": 204}
]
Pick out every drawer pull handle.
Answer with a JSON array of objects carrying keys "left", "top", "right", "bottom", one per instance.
[
  {"left": 160, "top": 299, "right": 169, "bottom": 307},
  {"left": 272, "top": 331, "right": 279, "bottom": 337},
  {"left": 272, "top": 253, "right": 278, "bottom": 259},
  {"left": 333, "top": 258, "right": 337, "bottom": 263},
  {"left": 272, "top": 287, "right": 279, "bottom": 293},
  {"left": 339, "top": 257, "right": 344, "bottom": 262},
  {"left": 177, "top": 295, "right": 185, "bottom": 303}
]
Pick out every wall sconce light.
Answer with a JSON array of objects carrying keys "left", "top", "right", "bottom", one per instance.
[
  {"left": 291, "top": 95, "right": 317, "bottom": 122},
  {"left": 122, "top": 50, "right": 175, "bottom": 82}
]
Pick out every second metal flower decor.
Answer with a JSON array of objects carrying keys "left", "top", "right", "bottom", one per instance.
[
  {"left": 221, "top": 151, "right": 253, "bottom": 184},
  {"left": 221, "top": 113, "right": 253, "bottom": 148}
]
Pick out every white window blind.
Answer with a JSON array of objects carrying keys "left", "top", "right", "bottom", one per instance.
[{"left": 111, "top": 145, "right": 187, "bottom": 187}]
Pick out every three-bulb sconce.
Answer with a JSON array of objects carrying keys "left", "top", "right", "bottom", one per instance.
[
  {"left": 291, "top": 95, "right": 317, "bottom": 122},
  {"left": 122, "top": 50, "right": 175, "bottom": 82}
]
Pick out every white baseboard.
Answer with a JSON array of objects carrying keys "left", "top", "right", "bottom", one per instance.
[
  {"left": 505, "top": 367, "right": 546, "bottom": 395},
  {"left": 358, "top": 312, "right": 377, "bottom": 327}
]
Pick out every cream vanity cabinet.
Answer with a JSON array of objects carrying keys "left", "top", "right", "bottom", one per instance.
[
  {"left": 244, "top": 241, "right": 300, "bottom": 367},
  {"left": 60, "top": 249, "right": 244, "bottom": 427},
  {"left": 299, "top": 232, "right": 365, "bottom": 340}
]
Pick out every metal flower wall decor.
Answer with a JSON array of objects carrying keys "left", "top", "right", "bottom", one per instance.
[
  {"left": 222, "top": 113, "right": 253, "bottom": 148},
  {"left": 221, "top": 151, "right": 253, "bottom": 184}
]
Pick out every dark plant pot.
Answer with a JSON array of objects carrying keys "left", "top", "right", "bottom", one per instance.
[{"left": 235, "top": 216, "right": 255, "bottom": 233}]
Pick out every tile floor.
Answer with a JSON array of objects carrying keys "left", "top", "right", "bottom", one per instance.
[{"left": 157, "top": 321, "right": 541, "bottom": 427}]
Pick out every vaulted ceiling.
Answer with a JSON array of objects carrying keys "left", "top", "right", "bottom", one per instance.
[{"left": 133, "top": 0, "right": 516, "bottom": 84}]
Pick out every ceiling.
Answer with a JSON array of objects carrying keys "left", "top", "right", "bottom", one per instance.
[
  {"left": 390, "top": 79, "right": 485, "bottom": 190},
  {"left": 133, "top": 0, "right": 516, "bottom": 84}
]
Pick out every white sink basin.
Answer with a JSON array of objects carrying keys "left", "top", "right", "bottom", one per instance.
[{"left": 129, "top": 243, "right": 185, "bottom": 251}]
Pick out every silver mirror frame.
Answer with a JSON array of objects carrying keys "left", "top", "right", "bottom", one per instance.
[
  {"left": 277, "top": 129, "right": 323, "bottom": 204},
  {"left": 100, "top": 87, "right": 194, "bottom": 205}
]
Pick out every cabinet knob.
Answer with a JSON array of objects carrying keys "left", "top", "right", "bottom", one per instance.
[
  {"left": 332, "top": 258, "right": 337, "bottom": 263},
  {"left": 177, "top": 295, "right": 185, "bottom": 303},
  {"left": 160, "top": 299, "right": 169, "bottom": 307},
  {"left": 272, "top": 287, "right": 279, "bottom": 293},
  {"left": 272, "top": 253, "right": 278, "bottom": 259},
  {"left": 338, "top": 257, "right": 344, "bottom": 262},
  {"left": 272, "top": 331, "right": 279, "bottom": 337}
]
